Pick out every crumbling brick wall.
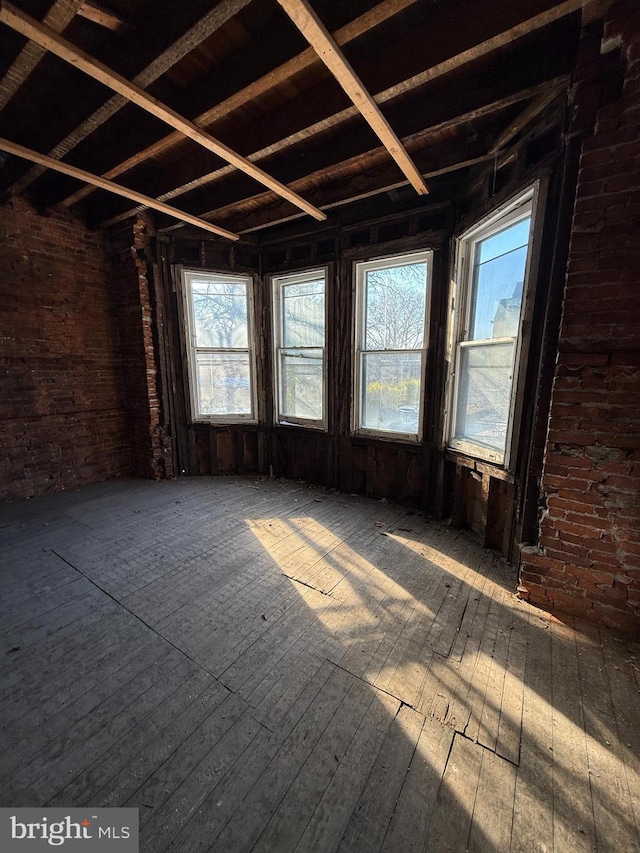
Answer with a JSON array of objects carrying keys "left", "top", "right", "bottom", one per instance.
[
  {"left": 520, "top": 0, "right": 640, "bottom": 633},
  {"left": 108, "top": 215, "right": 174, "bottom": 481}
]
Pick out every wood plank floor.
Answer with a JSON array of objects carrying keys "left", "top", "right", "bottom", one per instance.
[{"left": 1, "top": 475, "right": 639, "bottom": 852}]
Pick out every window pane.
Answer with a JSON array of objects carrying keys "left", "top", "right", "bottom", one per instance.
[
  {"left": 195, "top": 352, "right": 251, "bottom": 416},
  {"left": 191, "top": 280, "right": 248, "bottom": 348},
  {"left": 362, "top": 352, "right": 421, "bottom": 434},
  {"left": 469, "top": 218, "right": 530, "bottom": 341},
  {"left": 454, "top": 342, "right": 514, "bottom": 453},
  {"left": 364, "top": 263, "right": 427, "bottom": 350},
  {"left": 478, "top": 217, "right": 530, "bottom": 264},
  {"left": 282, "top": 280, "right": 325, "bottom": 347},
  {"left": 280, "top": 349, "right": 323, "bottom": 421}
]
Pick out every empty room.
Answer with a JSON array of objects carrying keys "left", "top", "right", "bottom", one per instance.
[{"left": 1, "top": 0, "right": 639, "bottom": 851}]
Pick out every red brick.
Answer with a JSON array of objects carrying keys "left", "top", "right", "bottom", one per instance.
[
  {"left": 546, "top": 519, "right": 611, "bottom": 542},
  {"left": 0, "top": 201, "right": 134, "bottom": 500},
  {"left": 546, "top": 496, "right": 601, "bottom": 515}
]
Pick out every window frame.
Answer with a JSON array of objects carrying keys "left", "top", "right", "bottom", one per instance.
[
  {"left": 180, "top": 268, "right": 258, "bottom": 424},
  {"left": 445, "top": 183, "right": 541, "bottom": 468},
  {"left": 352, "top": 249, "right": 432, "bottom": 442},
  {"left": 271, "top": 266, "right": 328, "bottom": 430}
]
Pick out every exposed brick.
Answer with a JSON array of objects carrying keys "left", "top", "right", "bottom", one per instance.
[
  {"left": 0, "top": 199, "right": 133, "bottom": 501},
  {"left": 522, "top": 1, "right": 640, "bottom": 634},
  {"left": 107, "top": 216, "right": 174, "bottom": 481}
]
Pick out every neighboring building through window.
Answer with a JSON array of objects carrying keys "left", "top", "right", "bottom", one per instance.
[
  {"left": 181, "top": 269, "right": 256, "bottom": 422},
  {"left": 353, "top": 251, "right": 431, "bottom": 439},
  {"left": 447, "top": 185, "right": 538, "bottom": 465},
  {"left": 272, "top": 268, "right": 326, "bottom": 428}
]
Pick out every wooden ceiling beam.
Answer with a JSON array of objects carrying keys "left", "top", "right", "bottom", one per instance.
[
  {"left": 168, "top": 146, "right": 494, "bottom": 238},
  {"left": 489, "top": 86, "right": 565, "bottom": 153},
  {"left": 581, "top": 0, "right": 616, "bottom": 25},
  {"left": 160, "top": 82, "right": 564, "bottom": 237},
  {"left": 64, "top": 0, "right": 582, "bottom": 217},
  {"left": 383, "top": 0, "right": 582, "bottom": 101},
  {"left": 148, "top": 77, "right": 564, "bottom": 235},
  {"left": 0, "top": 136, "right": 239, "bottom": 239},
  {"left": 194, "top": 126, "right": 511, "bottom": 225},
  {"left": 0, "top": 0, "right": 84, "bottom": 112},
  {"left": 97, "top": 75, "right": 568, "bottom": 230},
  {"left": 77, "top": 2, "right": 126, "bottom": 32},
  {"left": 4, "top": 0, "right": 254, "bottom": 199},
  {"left": 276, "top": 0, "right": 428, "bottom": 196},
  {"left": 59, "top": 0, "right": 421, "bottom": 208},
  {"left": 0, "top": 1, "right": 325, "bottom": 221}
]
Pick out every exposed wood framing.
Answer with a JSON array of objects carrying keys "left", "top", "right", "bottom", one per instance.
[
  {"left": 0, "top": 0, "right": 84, "bottom": 111},
  {"left": 2, "top": 0, "right": 257, "bottom": 199},
  {"left": 77, "top": 2, "right": 126, "bottom": 31},
  {"left": 489, "top": 87, "right": 565, "bottom": 153},
  {"left": 0, "top": 136, "right": 239, "bottom": 240},
  {"left": 59, "top": 0, "right": 422, "bottom": 208},
  {"left": 164, "top": 150, "right": 492, "bottom": 238},
  {"left": 99, "top": 76, "right": 567, "bottom": 230},
  {"left": 0, "top": 1, "right": 325, "bottom": 222},
  {"left": 77, "top": 0, "right": 583, "bottom": 225},
  {"left": 382, "top": 0, "right": 582, "bottom": 102},
  {"left": 276, "top": 0, "right": 428, "bottom": 196},
  {"left": 581, "top": 0, "right": 616, "bottom": 25}
]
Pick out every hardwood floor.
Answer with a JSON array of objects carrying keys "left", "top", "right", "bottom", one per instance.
[{"left": 1, "top": 476, "right": 638, "bottom": 852}]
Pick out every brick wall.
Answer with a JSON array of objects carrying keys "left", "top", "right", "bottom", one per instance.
[
  {"left": 0, "top": 197, "right": 132, "bottom": 501},
  {"left": 108, "top": 216, "right": 174, "bottom": 480},
  {"left": 520, "top": 0, "right": 640, "bottom": 634}
]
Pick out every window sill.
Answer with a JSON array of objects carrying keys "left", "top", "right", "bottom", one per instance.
[
  {"left": 353, "top": 428, "right": 422, "bottom": 445},
  {"left": 276, "top": 420, "right": 327, "bottom": 432},
  {"left": 445, "top": 449, "right": 514, "bottom": 483},
  {"left": 193, "top": 418, "right": 258, "bottom": 426}
]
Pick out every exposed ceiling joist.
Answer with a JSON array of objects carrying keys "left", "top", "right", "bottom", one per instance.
[
  {"left": 4, "top": 0, "right": 254, "bottom": 199},
  {"left": 0, "top": 136, "right": 239, "bottom": 239},
  {"left": 383, "top": 0, "right": 583, "bottom": 104},
  {"left": 0, "top": 0, "right": 84, "bottom": 111},
  {"left": 581, "top": 0, "right": 616, "bottom": 25},
  {"left": 0, "top": 0, "right": 326, "bottom": 221},
  {"left": 181, "top": 149, "right": 494, "bottom": 238},
  {"left": 61, "top": 0, "right": 584, "bottom": 218},
  {"left": 99, "top": 75, "right": 568, "bottom": 230},
  {"left": 194, "top": 102, "right": 549, "bottom": 227},
  {"left": 77, "top": 2, "right": 126, "bottom": 32},
  {"left": 489, "top": 86, "right": 565, "bottom": 153},
  {"left": 59, "top": 0, "right": 421, "bottom": 208},
  {"left": 276, "top": 0, "right": 428, "bottom": 196}
]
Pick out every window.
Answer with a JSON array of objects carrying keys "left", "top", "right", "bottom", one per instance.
[
  {"left": 447, "top": 186, "right": 539, "bottom": 465},
  {"left": 353, "top": 251, "right": 431, "bottom": 439},
  {"left": 272, "top": 268, "right": 326, "bottom": 427},
  {"left": 181, "top": 269, "right": 256, "bottom": 422}
]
